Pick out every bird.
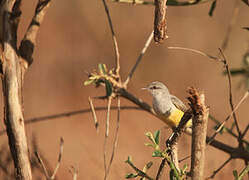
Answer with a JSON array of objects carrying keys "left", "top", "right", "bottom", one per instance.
[{"left": 143, "top": 81, "right": 192, "bottom": 129}]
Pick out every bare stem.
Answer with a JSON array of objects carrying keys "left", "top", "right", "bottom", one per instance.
[
  {"left": 88, "top": 97, "right": 99, "bottom": 132},
  {"left": 101, "top": 0, "right": 121, "bottom": 76},
  {"left": 124, "top": 31, "right": 154, "bottom": 87},
  {"left": 105, "top": 97, "right": 121, "bottom": 179},
  {"left": 168, "top": 46, "right": 221, "bottom": 61},
  {"left": 219, "top": 49, "right": 241, "bottom": 138},
  {"left": 103, "top": 97, "right": 112, "bottom": 180}
]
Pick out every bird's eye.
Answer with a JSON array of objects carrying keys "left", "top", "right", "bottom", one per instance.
[{"left": 152, "top": 86, "right": 157, "bottom": 89}]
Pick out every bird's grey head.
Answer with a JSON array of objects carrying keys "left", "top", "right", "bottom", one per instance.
[{"left": 143, "top": 81, "right": 170, "bottom": 97}]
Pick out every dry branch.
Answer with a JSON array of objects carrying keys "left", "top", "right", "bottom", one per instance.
[
  {"left": 0, "top": 0, "right": 52, "bottom": 179},
  {"left": 154, "top": 0, "right": 168, "bottom": 43},
  {"left": 0, "top": 1, "right": 32, "bottom": 179},
  {"left": 19, "top": 0, "right": 51, "bottom": 66},
  {"left": 188, "top": 88, "right": 209, "bottom": 179}
]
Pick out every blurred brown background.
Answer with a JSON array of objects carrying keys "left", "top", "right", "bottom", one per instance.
[{"left": 0, "top": 0, "right": 249, "bottom": 179}]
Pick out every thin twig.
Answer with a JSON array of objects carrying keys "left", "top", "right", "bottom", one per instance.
[
  {"left": 155, "top": 158, "right": 166, "bottom": 180},
  {"left": 35, "top": 137, "right": 64, "bottom": 180},
  {"left": 69, "top": 166, "right": 78, "bottom": 180},
  {"left": 103, "top": 97, "right": 112, "bottom": 179},
  {"left": 206, "top": 157, "right": 232, "bottom": 179},
  {"left": 105, "top": 97, "right": 121, "bottom": 179},
  {"left": 207, "top": 90, "right": 249, "bottom": 145},
  {"left": 51, "top": 137, "right": 64, "bottom": 179},
  {"left": 219, "top": 49, "right": 241, "bottom": 138},
  {"left": 168, "top": 46, "right": 221, "bottom": 61},
  {"left": 19, "top": 0, "right": 51, "bottom": 66},
  {"left": 88, "top": 97, "right": 99, "bottom": 132},
  {"left": 35, "top": 151, "right": 50, "bottom": 179},
  {"left": 124, "top": 31, "right": 154, "bottom": 87},
  {"left": 126, "top": 158, "right": 154, "bottom": 180},
  {"left": 101, "top": 0, "right": 121, "bottom": 76},
  {"left": 241, "top": 124, "right": 249, "bottom": 139}
]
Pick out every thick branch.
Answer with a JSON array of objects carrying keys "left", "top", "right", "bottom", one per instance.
[
  {"left": 1, "top": 1, "right": 32, "bottom": 179},
  {"left": 188, "top": 88, "right": 209, "bottom": 179},
  {"left": 154, "top": 0, "right": 168, "bottom": 43}
]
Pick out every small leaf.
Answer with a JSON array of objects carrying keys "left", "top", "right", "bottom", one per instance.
[
  {"left": 208, "top": 0, "right": 217, "bottom": 17},
  {"left": 154, "top": 130, "right": 160, "bottom": 145},
  {"left": 105, "top": 80, "right": 112, "bottom": 97},
  {"left": 182, "top": 164, "right": 188, "bottom": 172},
  {"left": 98, "top": 64, "right": 107, "bottom": 75},
  {"left": 152, "top": 150, "right": 163, "bottom": 157},
  {"left": 125, "top": 156, "right": 132, "bottom": 163},
  {"left": 145, "top": 161, "right": 153, "bottom": 170},
  {"left": 144, "top": 143, "right": 154, "bottom": 148},
  {"left": 84, "top": 79, "right": 95, "bottom": 86},
  {"left": 233, "top": 170, "right": 238, "bottom": 178},
  {"left": 125, "top": 173, "right": 138, "bottom": 179},
  {"left": 145, "top": 132, "right": 156, "bottom": 144}
]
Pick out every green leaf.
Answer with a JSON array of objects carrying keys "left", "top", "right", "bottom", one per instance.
[
  {"left": 144, "top": 143, "right": 154, "bottom": 148},
  {"left": 98, "top": 64, "right": 107, "bottom": 75},
  {"left": 208, "top": 0, "right": 216, "bottom": 17},
  {"left": 154, "top": 130, "right": 160, "bottom": 145},
  {"left": 145, "top": 132, "right": 156, "bottom": 144},
  {"left": 152, "top": 150, "right": 163, "bottom": 157},
  {"left": 125, "top": 173, "right": 138, "bottom": 179},
  {"left": 105, "top": 80, "right": 112, "bottom": 97},
  {"left": 125, "top": 156, "right": 132, "bottom": 163},
  {"left": 84, "top": 79, "right": 95, "bottom": 86},
  {"left": 233, "top": 170, "right": 238, "bottom": 178},
  {"left": 145, "top": 161, "right": 153, "bottom": 170}
]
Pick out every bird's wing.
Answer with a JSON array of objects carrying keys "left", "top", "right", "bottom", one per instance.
[{"left": 170, "top": 95, "right": 188, "bottom": 112}]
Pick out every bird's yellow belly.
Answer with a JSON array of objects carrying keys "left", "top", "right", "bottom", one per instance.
[{"left": 158, "top": 108, "right": 192, "bottom": 128}]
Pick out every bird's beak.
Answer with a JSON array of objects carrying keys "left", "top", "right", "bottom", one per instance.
[{"left": 141, "top": 87, "right": 148, "bottom": 90}]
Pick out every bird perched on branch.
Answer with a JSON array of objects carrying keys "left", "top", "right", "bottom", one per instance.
[{"left": 143, "top": 81, "right": 192, "bottom": 129}]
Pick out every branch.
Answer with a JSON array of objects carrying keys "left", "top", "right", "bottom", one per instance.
[
  {"left": 35, "top": 137, "right": 64, "bottom": 180},
  {"left": 154, "top": 0, "right": 168, "bottom": 43},
  {"left": 219, "top": 49, "right": 241, "bottom": 137},
  {"left": 103, "top": 97, "right": 112, "bottom": 180},
  {"left": 1, "top": 1, "right": 32, "bottom": 179},
  {"left": 105, "top": 97, "right": 121, "bottom": 179},
  {"left": 124, "top": 30, "right": 154, "bottom": 86},
  {"left": 188, "top": 88, "right": 209, "bottom": 179},
  {"left": 19, "top": 0, "right": 51, "bottom": 66},
  {"left": 101, "top": 0, "right": 120, "bottom": 76}
]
